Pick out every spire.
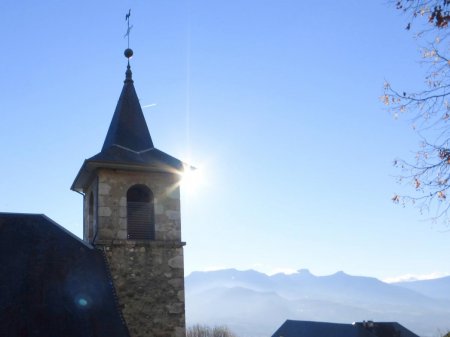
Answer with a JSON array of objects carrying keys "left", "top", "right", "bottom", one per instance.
[
  {"left": 125, "top": 62, "right": 132, "bottom": 82},
  {"left": 101, "top": 11, "right": 152, "bottom": 153},
  {"left": 71, "top": 12, "right": 187, "bottom": 193},
  {"left": 101, "top": 50, "right": 154, "bottom": 152}
]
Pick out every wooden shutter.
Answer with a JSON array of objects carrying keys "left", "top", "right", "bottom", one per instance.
[
  {"left": 127, "top": 201, "right": 154, "bottom": 239},
  {"left": 127, "top": 185, "right": 155, "bottom": 240}
]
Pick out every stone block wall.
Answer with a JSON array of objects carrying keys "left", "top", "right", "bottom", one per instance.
[
  {"left": 101, "top": 241, "right": 186, "bottom": 337},
  {"left": 94, "top": 169, "right": 181, "bottom": 242},
  {"left": 81, "top": 167, "right": 186, "bottom": 337},
  {"left": 82, "top": 177, "right": 98, "bottom": 243}
]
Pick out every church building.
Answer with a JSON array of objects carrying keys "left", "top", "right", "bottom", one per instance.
[{"left": 0, "top": 47, "right": 188, "bottom": 337}]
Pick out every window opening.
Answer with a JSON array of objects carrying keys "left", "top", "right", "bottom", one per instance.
[
  {"left": 127, "top": 184, "right": 155, "bottom": 240},
  {"left": 88, "top": 192, "right": 94, "bottom": 240}
]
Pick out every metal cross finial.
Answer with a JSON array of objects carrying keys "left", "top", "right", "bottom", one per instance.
[{"left": 124, "top": 9, "right": 133, "bottom": 48}]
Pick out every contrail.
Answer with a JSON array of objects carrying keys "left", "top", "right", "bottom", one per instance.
[{"left": 142, "top": 103, "right": 157, "bottom": 108}]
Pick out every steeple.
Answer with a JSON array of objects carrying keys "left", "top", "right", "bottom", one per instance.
[
  {"left": 102, "top": 50, "right": 154, "bottom": 153},
  {"left": 71, "top": 49, "right": 185, "bottom": 193},
  {"left": 70, "top": 43, "right": 187, "bottom": 337}
]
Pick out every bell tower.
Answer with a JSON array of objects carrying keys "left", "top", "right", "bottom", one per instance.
[{"left": 71, "top": 47, "right": 187, "bottom": 337}]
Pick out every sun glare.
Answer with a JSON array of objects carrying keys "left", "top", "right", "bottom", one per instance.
[{"left": 180, "top": 166, "right": 204, "bottom": 194}]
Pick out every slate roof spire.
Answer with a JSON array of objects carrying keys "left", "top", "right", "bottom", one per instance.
[
  {"left": 71, "top": 48, "right": 186, "bottom": 193},
  {"left": 101, "top": 49, "right": 154, "bottom": 153}
]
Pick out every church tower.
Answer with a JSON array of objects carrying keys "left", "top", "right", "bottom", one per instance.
[{"left": 71, "top": 47, "right": 186, "bottom": 337}]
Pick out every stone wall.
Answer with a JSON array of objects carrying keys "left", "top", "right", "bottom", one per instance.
[
  {"left": 101, "top": 241, "right": 186, "bottom": 337},
  {"left": 82, "top": 167, "right": 186, "bottom": 337},
  {"left": 95, "top": 169, "right": 181, "bottom": 242},
  {"left": 82, "top": 176, "right": 98, "bottom": 243}
]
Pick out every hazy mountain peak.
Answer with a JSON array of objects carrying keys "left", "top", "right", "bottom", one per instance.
[
  {"left": 333, "top": 270, "right": 348, "bottom": 276},
  {"left": 185, "top": 268, "right": 450, "bottom": 337},
  {"left": 297, "top": 268, "right": 313, "bottom": 275}
]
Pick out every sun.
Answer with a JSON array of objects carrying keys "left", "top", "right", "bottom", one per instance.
[{"left": 180, "top": 166, "right": 204, "bottom": 194}]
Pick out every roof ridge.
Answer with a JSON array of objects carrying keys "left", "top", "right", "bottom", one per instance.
[{"left": 109, "top": 143, "right": 154, "bottom": 155}]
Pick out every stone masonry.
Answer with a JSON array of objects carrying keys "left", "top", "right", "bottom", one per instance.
[
  {"left": 103, "top": 241, "right": 185, "bottom": 337},
  {"left": 84, "top": 169, "right": 182, "bottom": 242},
  {"left": 82, "top": 168, "right": 186, "bottom": 337}
]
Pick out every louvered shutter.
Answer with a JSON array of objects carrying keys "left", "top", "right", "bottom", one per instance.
[
  {"left": 127, "top": 201, "right": 154, "bottom": 239},
  {"left": 127, "top": 185, "right": 155, "bottom": 240}
]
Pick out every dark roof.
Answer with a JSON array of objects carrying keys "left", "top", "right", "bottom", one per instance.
[
  {"left": 271, "top": 320, "right": 419, "bottom": 337},
  {"left": 71, "top": 63, "right": 186, "bottom": 193},
  {"left": 271, "top": 320, "right": 372, "bottom": 337},
  {"left": 0, "top": 213, "right": 130, "bottom": 337},
  {"left": 71, "top": 147, "right": 185, "bottom": 192},
  {"left": 102, "top": 64, "right": 153, "bottom": 152},
  {"left": 88, "top": 144, "right": 184, "bottom": 169},
  {"left": 353, "top": 322, "right": 420, "bottom": 337}
]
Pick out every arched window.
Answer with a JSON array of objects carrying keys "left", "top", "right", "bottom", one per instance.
[
  {"left": 127, "top": 184, "right": 155, "bottom": 240},
  {"left": 88, "top": 192, "right": 94, "bottom": 240}
]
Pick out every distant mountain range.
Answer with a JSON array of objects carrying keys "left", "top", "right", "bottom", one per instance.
[
  {"left": 394, "top": 276, "right": 450, "bottom": 301},
  {"left": 185, "top": 269, "right": 450, "bottom": 337}
]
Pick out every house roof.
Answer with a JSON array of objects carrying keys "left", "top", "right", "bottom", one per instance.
[
  {"left": 353, "top": 322, "right": 420, "bottom": 337},
  {"left": 71, "top": 60, "right": 187, "bottom": 193},
  {"left": 0, "top": 213, "right": 130, "bottom": 337},
  {"left": 271, "top": 320, "right": 419, "bottom": 337},
  {"left": 271, "top": 320, "right": 372, "bottom": 337}
]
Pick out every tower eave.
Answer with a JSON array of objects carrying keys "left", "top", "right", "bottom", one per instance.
[{"left": 71, "top": 148, "right": 189, "bottom": 193}]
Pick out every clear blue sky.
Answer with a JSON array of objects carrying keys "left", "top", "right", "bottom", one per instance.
[{"left": 1, "top": 0, "right": 448, "bottom": 282}]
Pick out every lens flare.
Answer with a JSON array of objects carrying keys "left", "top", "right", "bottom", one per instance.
[{"left": 180, "top": 167, "right": 203, "bottom": 194}]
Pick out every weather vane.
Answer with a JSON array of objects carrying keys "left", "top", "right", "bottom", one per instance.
[
  {"left": 124, "top": 9, "right": 133, "bottom": 49},
  {"left": 124, "top": 9, "right": 134, "bottom": 61}
]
